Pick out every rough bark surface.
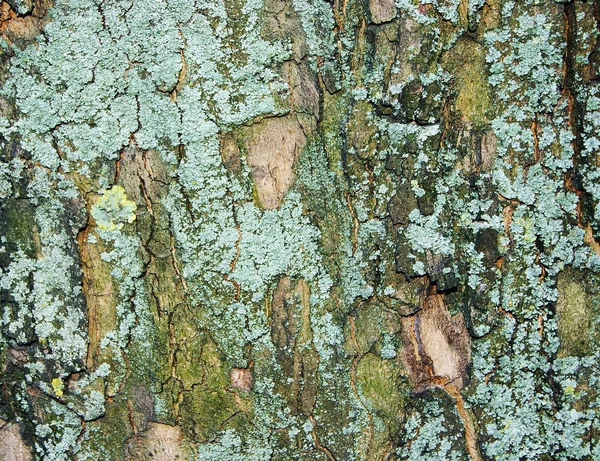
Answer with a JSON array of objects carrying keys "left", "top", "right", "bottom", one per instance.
[{"left": 1, "top": 0, "right": 600, "bottom": 460}]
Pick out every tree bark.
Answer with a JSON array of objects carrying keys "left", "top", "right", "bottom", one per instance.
[{"left": 1, "top": 0, "right": 599, "bottom": 459}]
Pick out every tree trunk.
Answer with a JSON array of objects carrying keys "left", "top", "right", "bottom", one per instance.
[{"left": 1, "top": 0, "right": 599, "bottom": 459}]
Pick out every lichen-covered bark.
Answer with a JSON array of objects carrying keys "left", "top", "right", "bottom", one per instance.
[{"left": 1, "top": 0, "right": 600, "bottom": 459}]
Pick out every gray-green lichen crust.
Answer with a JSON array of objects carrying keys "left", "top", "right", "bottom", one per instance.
[{"left": 0, "top": 0, "right": 599, "bottom": 460}]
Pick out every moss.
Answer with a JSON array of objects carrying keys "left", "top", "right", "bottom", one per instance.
[
  {"left": 556, "top": 269, "right": 593, "bottom": 357},
  {"left": 355, "top": 353, "right": 407, "bottom": 420},
  {"left": 442, "top": 37, "right": 492, "bottom": 127},
  {"left": 347, "top": 100, "right": 379, "bottom": 160},
  {"left": 349, "top": 304, "right": 385, "bottom": 354},
  {"left": 176, "top": 340, "right": 237, "bottom": 441},
  {"left": 76, "top": 396, "right": 133, "bottom": 461},
  {"left": 0, "top": 197, "right": 37, "bottom": 257}
]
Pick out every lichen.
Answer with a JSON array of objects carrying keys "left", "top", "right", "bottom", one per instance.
[
  {"left": 91, "top": 186, "right": 137, "bottom": 231},
  {"left": 50, "top": 377, "right": 64, "bottom": 398}
]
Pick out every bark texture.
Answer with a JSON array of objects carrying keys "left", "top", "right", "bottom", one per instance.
[{"left": 1, "top": 0, "right": 600, "bottom": 459}]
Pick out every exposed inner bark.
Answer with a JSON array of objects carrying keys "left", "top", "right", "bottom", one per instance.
[
  {"left": 401, "top": 289, "right": 471, "bottom": 392},
  {"left": 0, "top": 420, "right": 32, "bottom": 461},
  {"left": 244, "top": 115, "right": 309, "bottom": 209}
]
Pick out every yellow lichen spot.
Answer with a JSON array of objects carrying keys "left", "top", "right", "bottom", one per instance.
[
  {"left": 91, "top": 186, "right": 137, "bottom": 231},
  {"left": 51, "top": 377, "right": 64, "bottom": 397},
  {"left": 564, "top": 385, "right": 575, "bottom": 395}
]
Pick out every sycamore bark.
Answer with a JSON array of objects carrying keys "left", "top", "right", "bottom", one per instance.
[{"left": 1, "top": 0, "right": 600, "bottom": 460}]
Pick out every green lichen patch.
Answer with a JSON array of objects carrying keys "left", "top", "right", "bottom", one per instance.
[{"left": 397, "top": 389, "right": 469, "bottom": 460}]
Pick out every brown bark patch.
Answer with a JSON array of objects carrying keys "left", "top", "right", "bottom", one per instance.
[
  {"left": 127, "top": 423, "right": 188, "bottom": 460},
  {"left": 584, "top": 223, "right": 600, "bottom": 256},
  {"left": 77, "top": 221, "right": 118, "bottom": 370},
  {"left": 444, "top": 383, "right": 484, "bottom": 461},
  {"left": 244, "top": 116, "right": 308, "bottom": 209},
  {"left": 401, "top": 292, "right": 471, "bottom": 392},
  {"left": 230, "top": 367, "right": 252, "bottom": 392},
  {"left": 473, "top": 131, "right": 498, "bottom": 172},
  {"left": 0, "top": 0, "right": 51, "bottom": 45},
  {"left": 219, "top": 133, "right": 242, "bottom": 172},
  {"left": 369, "top": 0, "right": 396, "bottom": 24},
  {"left": 281, "top": 61, "right": 320, "bottom": 118},
  {"left": 0, "top": 420, "right": 32, "bottom": 461},
  {"left": 271, "top": 276, "right": 295, "bottom": 375},
  {"left": 270, "top": 277, "right": 317, "bottom": 416}
]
